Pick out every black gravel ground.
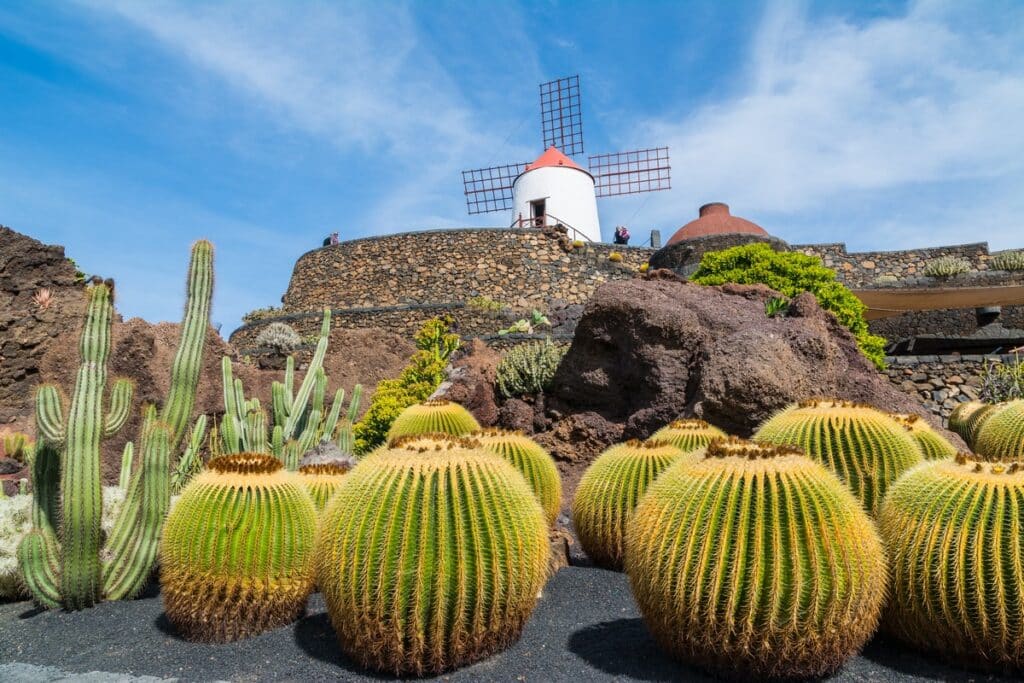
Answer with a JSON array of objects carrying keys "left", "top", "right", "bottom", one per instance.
[{"left": 0, "top": 567, "right": 1014, "bottom": 682}]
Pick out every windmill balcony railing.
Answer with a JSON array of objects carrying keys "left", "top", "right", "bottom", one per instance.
[{"left": 510, "top": 213, "right": 593, "bottom": 242}]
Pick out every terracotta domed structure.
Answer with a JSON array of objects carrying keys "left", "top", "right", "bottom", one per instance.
[
  {"left": 650, "top": 203, "right": 788, "bottom": 277},
  {"left": 667, "top": 203, "right": 769, "bottom": 245}
]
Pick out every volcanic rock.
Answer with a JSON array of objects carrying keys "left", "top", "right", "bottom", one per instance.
[{"left": 433, "top": 339, "right": 501, "bottom": 426}]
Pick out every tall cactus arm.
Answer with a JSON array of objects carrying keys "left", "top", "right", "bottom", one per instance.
[
  {"left": 104, "top": 378, "right": 134, "bottom": 437},
  {"left": 171, "top": 415, "right": 208, "bottom": 494},
  {"left": 283, "top": 355, "right": 295, "bottom": 406},
  {"left": 221, "top": 413, "right": 242, "bottom": 454},
  {"left": 271, "top": 381, "right": 289, "bottom": 428},
  {"left": 271, "top": 424, "right": 283, "bottom": 458},
  {"left": 28, "top": 442, "right": 60, "bottom": 539},
  {"left": 282, "top": 309, "right": 331, "bottom": 438},
  {"left": 103, "top": 422, "right": 171, "bottom": 600},
  {"left": 18, "top": 530, "right": 62, "bottom": 609},
  {"left": 244, "top": 407, "right": 268, "bottom": 454},
  {"left": 161, "top": 240, "right": 214, "bottom": 449},
  {"left": 221, "top": 356, "right": 241, "bottom": 421},
  {"left": 320, "top": 388, "right": 345, "bottom": 444},
  {"left": 118, "top": 442, "right": 134, "bottom": 490},
  {"left": 35, "top": 385, "right": 65, "bottom": 444},
  {"left": 61, "top": 284, "right": 113, "bottom": 610},
  {"left": 347, "top": 384, "right": 363, "bottom": 423}
]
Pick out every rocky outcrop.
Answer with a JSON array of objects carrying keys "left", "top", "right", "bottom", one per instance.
[{"left": 432, "top": 339, "right": 501, "bottom": 426}]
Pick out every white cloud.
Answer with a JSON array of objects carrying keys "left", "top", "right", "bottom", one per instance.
[{"left": 629, "top": 0, "right": 1024, "bottom": 248}]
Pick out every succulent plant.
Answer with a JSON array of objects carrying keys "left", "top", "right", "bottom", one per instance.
[
  {"left": 160, "top": 453, "right": 317, "bottom": 643},
  {"left": 316, "top": 434, "right": 548, "bottom": 675},
  {"left": 471, "top": 429, "right": 562, "bottom": 525},
  {"left": 754, "top": 399, "right": 923, "bottom": 515},
  {"left": 626, "top": 438, "right": 886, "bottom": 679},
  {"left": 571, "top": 439, "right": 686, "bottom": 569},
  {"left": 649, "top": 419, "right": 727, "bottom": 453},
  {"left": 948, "top": 400, "right": 985, "bottom": 442},
  {"left": 495, "top": 338, "right": 567, "bottom": 398},
  {"left": 889, "top": 413, "right": 957, "bottom": 460},
  {"left": 880, "top": 451, "right": 1024, "bottom": 671},
  {"left": 924, "top": 255, "right": 971, "bottom": 277},
  {"left": 297, "top": 463, "right": 352, "bottom": 511},
  {"left": 254, "top": 321, "right": 302, "bottom": 353},
  {"left": 973, "top": 399, "right": 1024, "bottom": 460},
  {"left": 991, "top": 249, "right": 1024, "bottom": 272},
  {"left": 385, "top": 399, "right": 480, "bottom": 441}
]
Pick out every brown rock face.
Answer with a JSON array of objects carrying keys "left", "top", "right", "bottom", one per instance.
[
  {"left": 551, "top": 278, "right": 935, "bottom": 439},
  {"left": 433, "top": 339, "right": 500, "bottom": 426}
]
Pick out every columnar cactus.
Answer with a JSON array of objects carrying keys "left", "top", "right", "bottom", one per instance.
[
  {"left": 317, "top": 435, "right": 548, "bottom": 675},
  {"left": 649, "top": 419, "right": 727, "bottom": 453},
  {"left": 973, "top": 399, "right": 1024, "bottom": 460},
  {"left": 889, "top": 413, "right": 957, "bottom": 460},
  {"left": 627, "top": 438, "right": 886, "bottom": 679},
  {"left": 298, "top": 463, "right": 352, "bottom": 511},
  {"left": 880, "top": 452, "right": 1024, "bottom": 670},
  {"left": 471, "top": 429, "right": 562, "bottom": 525},
  {"left": 161, "top": 453, "right": 317, "bottom": 642},
  {"left": 571, "top": 439, "right": 686, "bottom": 569},
  {"left": 386, "top": 399, "right": 481, "bottom": 441},
  {"left": 754, "top": 399, "right": 923, "bottom": 515}
]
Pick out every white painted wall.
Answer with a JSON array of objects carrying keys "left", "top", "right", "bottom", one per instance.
[{"left": 511, "top": 166, "right": 602, "bottom": 242}]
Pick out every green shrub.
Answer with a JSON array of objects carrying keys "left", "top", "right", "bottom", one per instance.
[
  {"left": 765, "top": 296, "right": 789, "bottom": 318},
  {"left": 496, "top": 338, "right": 567, "bottom": 398},
  {"left": 352, "top": 317, "right": 460, "bottom": 454},
  {"left": 691, "top": 244, "right": 887, "bottom": 369},
  {"left": 242, "top": 305, "right": 284, "bottom": 324},
  {"left": 497, "top": 310, "right": 550, "bottom": 336},
  {"left": 466, "top": 295, "right": 506, "bottom": 312},
  {"left": 923, "top": 255, "right": 971, "bottom": 277},
  {"left": 991, "top": 250, "right": 1024, "bottom": 271}
]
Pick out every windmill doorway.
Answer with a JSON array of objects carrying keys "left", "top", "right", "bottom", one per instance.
[{"left": 530, "top": 199, "right": 546, "bottom": 227}]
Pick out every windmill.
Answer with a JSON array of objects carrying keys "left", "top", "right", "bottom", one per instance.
[{"left": 461, "top": 75, "right": 671, "bottom": 243}]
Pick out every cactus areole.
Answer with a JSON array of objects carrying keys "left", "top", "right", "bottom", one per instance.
[
  {"left": 627, "top": 438, "right": 886, "bottom": 679},
  {"left": 316, "top": 435, "right": 549, "bottom": 675}
]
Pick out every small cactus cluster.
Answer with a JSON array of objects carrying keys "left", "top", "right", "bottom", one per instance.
[
  {"left": 973, "top": 399, "right": 1024, "bottom": 460},
  {"left": 254, "top": 321, "right": 302, "bottom": 353},
  {"left": 495, "top": 338, "right": 567, "bottom": 398},
  {"left": 627, "top": 438, "right": 886, "bottom": 679},
  {"left": 385, "top": 399, "right": 480, "bottom": 440},
  {"left": 572, "top": 439, "right": 686, "bottom": 569},
  {"left": 160, "top": 454, "right": 318, "bottom": 642},
  {"left": 923, "top": 255, "right": 971, "bottom": 277},
  {"left": 754, "top": 399, "right": 923, "bottom": 515},
  {"left": 471, "top": 429, "right": 562, "bottom": 525},
  {"left": 889, "top": 413, "right": 957, "bottom": 460},
  {"left": 316, "top": 434, "right": 548, "bottom": 675},
  {"left": 649, "top": 419, "right": 727, "bottom": 453}
]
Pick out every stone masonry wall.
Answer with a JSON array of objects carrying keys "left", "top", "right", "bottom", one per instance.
[{"left": 884, "top": 353, "right": 1018, "bottom": 424}]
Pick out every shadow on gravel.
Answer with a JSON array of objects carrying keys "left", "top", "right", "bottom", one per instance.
[
  {"left": 567, "top": 618, "right": 711, "bottom": 682},
  {"left": 861, "top": 634, "right": 1017, "bottom": 682},
  {"left": 17, "top": 605, "right": 45, "bottom": 619},
  {"left": 293, "top": 611, "right": 393, "bottom": 680},
  {"left": 153, "top": 612, "right": 183, "bottom": 640}
]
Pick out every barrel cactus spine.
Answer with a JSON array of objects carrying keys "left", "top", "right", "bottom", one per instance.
[
  {"left": 317, "top": 436, "right": 549, "bottom": 675},
  {"left": 298, "top": 463, "right": 352, "bottom": 511},
  {"left": 571, "top": 439, "right": 687, "bottom": 569},
  {"left": 386, "top": 399, "right": 481, "bottom": 441},
  {"left": 649, "top": 418, "right": 727, "bottom": 453},
  {"left": 880, "top": 452, "right": 1024, "bottom": 671},
  {"left": 754, "top": 398, "right": 923, "bottom": 515},
  {"left": 948, "top": 400, "right": 998, "bottom": 448},
  {"left": 973, "top": 399, "right": 1024, "bottom": 460},
  {"left": 471, "top": 429, "right": 562, "bottom": 525},
  {"left": 627, "top": 438, "right": 886, "bottom": 679},
  {"left": 889, "top": 413, "right": 957, "bottom": 460},
  {"left": 161, "top": 453, "right": 317, "bottom": 642}
]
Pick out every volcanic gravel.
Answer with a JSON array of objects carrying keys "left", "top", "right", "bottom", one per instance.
[{"left": 0, "top": 567, "right": 1014, "bottom": 682}]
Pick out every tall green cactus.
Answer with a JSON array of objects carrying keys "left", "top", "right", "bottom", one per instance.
[{"left": 18, "top": 241, "right": 213, "bottom": 610}]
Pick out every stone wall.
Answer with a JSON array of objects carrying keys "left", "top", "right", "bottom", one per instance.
[
  {"left": 869, "top": 306, "right": 1024, "bottom": 341},
  {"left": 883, "top": 353, "right": 1018, "bottom": 424}
]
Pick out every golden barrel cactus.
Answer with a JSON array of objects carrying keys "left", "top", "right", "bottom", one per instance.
[
  {"left": 973, "top": 399, "right": 1024, "bottom": 460},
  {"left": 471, "top": 429, "right": 562, "bottom": 525},
  {"left": 754, "top": 399, "right": 923, "bottom": 515},
  {"left": 889, "top": 413, "right": 957, "bottom": 460},
  {"left": 948, "top": 400, "right": 996, "bottom": 447},
  {"left": 571, "top": 439, "right": 686, "bottom": 569},
  {"left": 386, "top": 399, "right": 480, "bottom": 441},
  {"left": 627, "top": 438, "right": 886, "bottom": 679},
  {"left": 316, "top": 435, "right": 549, "bottom": 676},
  {"left": 649, "top": 418, "right": 727, "bottom": 453},
  {"left": 880, "top": 452, "right": 1024, "bottom": 671},
  {"left": 160, "top": 453, "right": 318, "bottom": 642},
  {"left": 297, "top": 462, "right": 352, "bottom": 511}
]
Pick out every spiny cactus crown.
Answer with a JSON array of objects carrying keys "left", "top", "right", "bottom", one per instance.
[
  {"left": 298, "top": 462, "right": 352, "bottom": 476},
  {"left": 662, "top": 418, "right": 713, "bottom": 430},
  {"left": 704, "top": 437, "right": 804, "bottom": 460},
  {"left": 387, "top": 432, "right": 483, "bottom": 452},
  {"left": 207, "top": 453, "right": 283, "bottom": 475}
]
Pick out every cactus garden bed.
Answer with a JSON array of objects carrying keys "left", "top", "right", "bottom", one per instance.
[{"left": 0, "top": 567, "right": 1010, "bottom": 682}]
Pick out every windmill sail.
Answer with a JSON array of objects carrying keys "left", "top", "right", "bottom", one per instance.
[
  {"left": 462, "top": 162, "right": 528, "bottom": 215},
  {"left": 588, "top": 147, "right": 671, "bottom": 198},
  {"left": 540, "top": 75, "right": 584, "bottom": 156}
]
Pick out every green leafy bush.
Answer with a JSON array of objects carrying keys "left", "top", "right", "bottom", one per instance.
[
  {"left": 352, "top": 317, "right": 460, "bottom": 454},
  {"left": 923, "top": 255, "right": 971, "bottom": 277},
  {"left": 691, "top": 244, "right": 887, "bottom": 369},
  {"left": 242, "top": 305, "right": 284, "bottom": 324},
  {"left": 765, "top": 296, "right": 789, "bottom": 318},
  {"left": 497, "top": 310, "right": 551, "bottom": 336},
  {"left": 991, "top": 250, "right": 1024, "bottom": 271},
  {"left": 496, "top": 338, "right": 568, "bottom": 398}
]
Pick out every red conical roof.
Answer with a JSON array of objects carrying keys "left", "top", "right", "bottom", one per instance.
[
  {"left": 524, "top": 146, "right": 584, "bottom": 171},
  {"left": 667, "top": 203, "right": 768, "bottom": 245}
]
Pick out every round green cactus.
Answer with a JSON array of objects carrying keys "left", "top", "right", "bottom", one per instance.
[
  {"left": 880, "top": 452, "right": 1024, "bottom": 671},
  {"left": 471, "top": 429, "right": 562, "bottom": 525},
  {"left": 386, "top": 399, "right": 481, "bottom": 441},
  {"left": 649, "top": 418, "right": 727, "bottom": 453},
  {"left": 973, "top": 399, "right": 1024, "bottom": 460},
  {"left": 889, "top": 413, "right": 957, "bottom": 460},
  {"left": 948, "top": 400, "right": 984, "bottom": 440},
  {"left": 626, "top": 438, "right": 886, "bottom": 679},
  {"left": 298, "top": 462, "right": 352, "bottom": 511},
  {"left": 317, "top": 435, "right": 549, "bottom": 676},
  {"left": 160, "top": 453, "right": 318, "bottom": 642},
  {"left": 571, "top": 439, "right": 686, "bottom": 569},
  {"left": 754, "top": 399, "right": 923, "bottom": 515}
]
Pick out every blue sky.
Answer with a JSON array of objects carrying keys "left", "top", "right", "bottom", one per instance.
[{"left": 2, "top": 1, "right": 1022, "bottom": 334}]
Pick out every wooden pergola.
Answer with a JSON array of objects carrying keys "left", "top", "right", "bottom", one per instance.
[{"left": 853, "top": 285, "right": 1024, "bottom": 320}]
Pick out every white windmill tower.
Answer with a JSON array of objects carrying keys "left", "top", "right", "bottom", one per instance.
[{"left": 462, "top": 75, "right": 671, "bottom": 243}]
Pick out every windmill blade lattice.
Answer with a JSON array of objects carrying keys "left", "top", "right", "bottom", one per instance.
[
  {"left": 540, "top": 75, "right": 584, "bottom": 156},
  {"left": 462, "top": 162, "right": 528, "bottom": 215},
  {"left": 589, "top": 147, "right": 671, "bottom": 198}
]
